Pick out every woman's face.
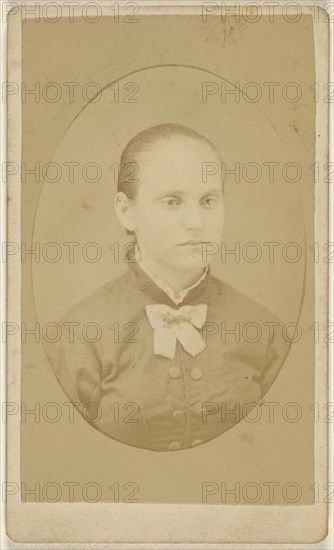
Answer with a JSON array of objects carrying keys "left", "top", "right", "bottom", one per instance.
[{"left": 118, "top": 136, "right": 224, "bottom": 273}]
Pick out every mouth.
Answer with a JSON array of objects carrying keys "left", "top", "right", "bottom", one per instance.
[{"left": 178, "top": 240, "right": 204, "bottom": 247}]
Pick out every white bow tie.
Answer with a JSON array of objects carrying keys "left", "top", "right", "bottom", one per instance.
[{"left": 145, "top": 304, "right": 208, "bottom": 359}]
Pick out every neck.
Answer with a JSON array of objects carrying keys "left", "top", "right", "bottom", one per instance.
[{"left": 136, "top": 245, "right": 205, "bottom": 296}]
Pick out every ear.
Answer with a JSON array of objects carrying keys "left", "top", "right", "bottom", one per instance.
[{"left": 114, "top": 192, "right": 137, "bottom": 233}]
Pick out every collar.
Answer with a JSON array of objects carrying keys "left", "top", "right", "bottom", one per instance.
[
  {"left": 126, "top": 243, "right": 212, "bottom": 307},
  {"left": 139, "top": 258, "right": 208, "bottom": 306}
]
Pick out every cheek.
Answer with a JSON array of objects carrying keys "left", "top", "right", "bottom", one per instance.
[
  {"left": 136, "top": 209, "right": 170, "bottom": 241},
  {"left": 136, "top": 202, "right": 174, "bottom": 230},
  {"left": 206, "top": 209, "right": 224, "bottom": 231}
]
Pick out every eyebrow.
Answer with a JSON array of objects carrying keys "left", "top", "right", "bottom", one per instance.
[{"left": 158, "top": 189, "right": 222, "bottom": 198}]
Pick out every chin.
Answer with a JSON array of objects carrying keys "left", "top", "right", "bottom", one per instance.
[{"left": 174, "top": 255, "right": 206, "bottom": 271}]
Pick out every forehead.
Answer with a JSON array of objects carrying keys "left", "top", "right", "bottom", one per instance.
[{"left": 137, "top": 136, "right": 222, "bottom": 192}]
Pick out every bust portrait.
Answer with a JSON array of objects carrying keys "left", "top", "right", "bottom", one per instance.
[{"left": 46, "top": 123, "right": 290, "bottom": 451}]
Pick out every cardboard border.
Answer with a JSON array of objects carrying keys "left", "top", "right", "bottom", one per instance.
[{"left": 3, "top": 1, "right": 332, "bottom": 546}]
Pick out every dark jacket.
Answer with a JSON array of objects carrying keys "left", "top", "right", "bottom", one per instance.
[{"left": 45, "top": 260, "right": 290, "bottom": 451}]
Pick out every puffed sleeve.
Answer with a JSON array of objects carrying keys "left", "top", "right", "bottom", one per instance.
[{"left": 44, "top": 321, "right": 102, "bottom": 408}]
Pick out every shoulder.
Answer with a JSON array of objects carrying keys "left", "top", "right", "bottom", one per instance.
[
  {"left": 209, "top": 276, "right": 291, "bottom": 369},
  {"left": 209, "top": 275, "right": 283, "bottom": 324},
  {"left": 61, "top": 271, "right": 133, "bottom": 323}
]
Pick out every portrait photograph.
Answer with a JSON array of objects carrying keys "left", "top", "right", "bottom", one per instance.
[{"left": 3, "top": 1, "right": 331, "bottom": 546}]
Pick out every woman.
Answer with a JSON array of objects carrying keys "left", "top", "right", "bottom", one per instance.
[{"left": 47, "top": 123, "right": 289, "bottom": 451}]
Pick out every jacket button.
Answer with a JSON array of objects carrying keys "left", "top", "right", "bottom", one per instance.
[
  {"left": 191, "top": 439, "right": 203, "bottom": 447},
  {"left": 172, "top": 409, "right": 184, "bottom": 421},
  {"left": 191, "top": 367, "right": 202, "bottom": 380},
  {"left": 169, "top": 366, "right": 181, "bottom": 379},
  {"left": 168, "top": 441, "right": 181, "bottom": 450}
]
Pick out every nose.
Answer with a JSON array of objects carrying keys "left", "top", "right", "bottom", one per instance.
[{"left": 181, "top": 204, "right": 205, "bottom": 231}]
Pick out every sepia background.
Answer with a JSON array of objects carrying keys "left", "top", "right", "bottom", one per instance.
[{"left": 20, "top": 12, "right": 315, "bottom": 504}]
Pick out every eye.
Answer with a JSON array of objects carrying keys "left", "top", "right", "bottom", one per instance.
[
  {"left": 201, "top": 197, "right": 217, "bottom": 208},
  {"left": 160, "top": 197, "right": 181, "bottom": 207}
]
